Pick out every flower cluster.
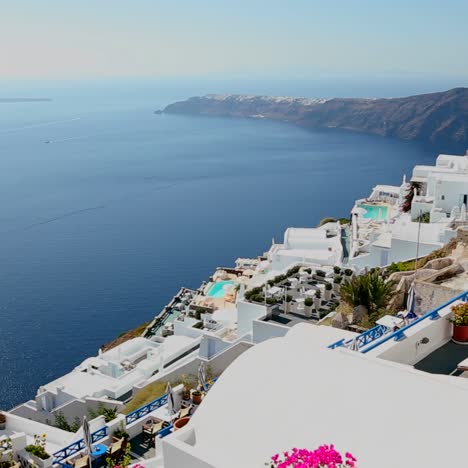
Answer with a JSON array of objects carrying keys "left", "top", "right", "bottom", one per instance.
[
  {"left": 450, "top": 302, "right": 468, "bottom": 326},
  {"left": 268, "top": 444, "right": 357, "bottom": 468}
]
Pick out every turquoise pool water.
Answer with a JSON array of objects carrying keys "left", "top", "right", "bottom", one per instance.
[
  {"left": 361, "top": 204, "right": 388, "bottom": 220},
  {"left": 207, "top": 280, "right": 235, "bottom": 298}
]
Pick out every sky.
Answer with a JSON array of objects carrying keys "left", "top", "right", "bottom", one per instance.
[{"left": 1, "top": 0, "right": 468, "bottom": 81}]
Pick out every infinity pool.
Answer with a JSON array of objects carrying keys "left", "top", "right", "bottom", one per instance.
[
  {"left": 361, "top": 204, "right": 388, "bottom": 221},
  {"left": 207, "top": 280, "right": 235, "bottom": 298}
]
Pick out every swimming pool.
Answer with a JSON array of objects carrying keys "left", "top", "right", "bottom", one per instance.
[
  {"left": 361, "top": 204, "right": 388, "bottom": 221},
  {"left": 207, "top": 280, "right": 235, "bottom": 298}
]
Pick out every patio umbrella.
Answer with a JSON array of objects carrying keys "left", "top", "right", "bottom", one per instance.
[
  {"left": 166, "top": 382, "right": 176, "bottom": 420},
  {"left": 82, "top": 415, "right": 93, "bottom": 455},
  {"left": 198, "top": 361, "right": 207, "bottom": 392},
  {"left": 405, "top": 285, "right": 418, "bottom": 320}
]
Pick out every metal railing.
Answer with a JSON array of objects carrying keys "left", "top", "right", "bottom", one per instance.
[
  {"left": 125, "top": 393, "right": 168, "bottom": 425},
  {"left": 53, "top": 377, "right": 219, "bottom": 463},
  {"left": 53, "top": 427, "right": 108, "bottom": 462},
  {"left": 361, "top": 291, "right": 468, "bottom": 353},
  {"left": 328, "top": 324, "right": 389, "bottom": 351},
  {"left": 328, "top": 290, "right": 468, "bottom": 354}
]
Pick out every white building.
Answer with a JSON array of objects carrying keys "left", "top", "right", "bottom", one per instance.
[
  {"left": 349, "top": 152, "right": 468, "bottom": 270},
  {"left": 10, "top": 336, "right": 200, "bottom": 424},
  {"left": 154, "top": 290, "right": 468, "bottom": 468}
]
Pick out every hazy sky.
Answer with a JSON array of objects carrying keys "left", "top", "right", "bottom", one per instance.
[{"left": 2, "top": 0, "right": 468, "bottom": 80}]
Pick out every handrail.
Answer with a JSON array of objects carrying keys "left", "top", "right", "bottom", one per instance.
[
  {"left": 53, "top": 426, "right": 108, "bottom": 462},
  {"left": 328, "top": 324, "right": 388, "bottom": 351},
  {"left": 125, "top": 393, "right": 168, "bottom": 425},
  {"left": 362, "top": 290, "right": 468, "bottom": 354}
]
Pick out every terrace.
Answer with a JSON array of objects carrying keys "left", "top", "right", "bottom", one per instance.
[
  {"left": 53, "top": 379, "right": 217, "bottom": 468},
  {"left": 328, "top": 290, "right": 468, "bottom": 379}
]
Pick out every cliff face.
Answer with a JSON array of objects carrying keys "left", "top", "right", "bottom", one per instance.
[{"left": 164, "top": 88, "right": 468, "bottom": 151}]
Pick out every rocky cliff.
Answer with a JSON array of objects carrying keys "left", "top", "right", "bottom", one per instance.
[{"left": 163, "top": 88, "right": 468, "bottom": 151}]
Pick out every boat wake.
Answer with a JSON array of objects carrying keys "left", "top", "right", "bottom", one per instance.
[{"left": 1, "top": 117, "right": 81, "bottom": 133}]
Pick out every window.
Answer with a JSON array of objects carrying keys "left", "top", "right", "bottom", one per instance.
[{"left": 441, "top": 195, "right": 445, "bottom": 200}]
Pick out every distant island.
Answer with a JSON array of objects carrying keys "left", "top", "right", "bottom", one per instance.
[
  {"left": 163, "top": 87, "right": 468, "bottom": 151},
  {"left": 0, "top": 98, "right": 52, "bottom": 103}
]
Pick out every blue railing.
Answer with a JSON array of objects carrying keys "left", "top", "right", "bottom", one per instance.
[
  {"left": 53, "top": 427, "right": 108, "bottom": 462},
  {"left": 328, "top": 324, "right": 389, "bottom": 351},
  {"left": 53, "top": 376, "right": 219, "bottom": 463},
  {"left": 125, "top": 393, "right": 168, "bottom": 425},
  {"left": 361, "top": 290, "right": 468, "bottom": 353}
]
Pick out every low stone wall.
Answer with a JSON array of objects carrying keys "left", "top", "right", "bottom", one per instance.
[{"left": 414, "top": 281, "right": 464, "bottom": 314}]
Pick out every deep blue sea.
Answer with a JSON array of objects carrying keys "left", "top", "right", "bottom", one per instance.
[{"left": 0, "top": 79, "right": 439, "bottom": 409}]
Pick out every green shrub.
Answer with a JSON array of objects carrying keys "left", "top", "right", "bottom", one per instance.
[
  {"left": 25, "top": 445, "right": 50, "bottom": 460},
  {"left": 319, "top": 217, "right": 336, "bottom": 226},
  {"left": 286, "top": 266, "right": 301, "bottom": 276},
  {"left": 344, "top": 269, "right": 353, "bottom": 276},
  {"left": 266, "top": 297, "right": 277, "bottom": 305},
  {"left": 315, "top": 290, "right": 321, "bottom": 298},
  {"left": 333, "top": 266, "right": 341, "bottom": 274},
  {"left": 316, "top": 270, "right": 326, "bottom": 277},
  {"left": 334, "top": 276, "right": 342, "bottom": 284},
  {"left": 338, "top": 218, "right": 349, "bottom": 225},
  {"left": 285, "top": 295, "right": 293, "bottom": 302},
  {"left": 325, "top": 283, "right": 333, "bottom": 291},
  {"left": 304, "top": 298, "right": 314, "bottom": 307}
]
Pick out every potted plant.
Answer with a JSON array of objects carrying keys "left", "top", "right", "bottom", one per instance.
[
  {"left": 173, "top": 416, "right": 191, "bottom": 431},
  {"left": 283, "top": 294, "right": 293, "bottom": 313},
  {"left": 304, "top": 297, "right": 314, "bottom": 318},
  {"left": 333, "top": 266, "right": 341, "bottom": 275},
  {"left": 0, "top": 413, "right": 6, "bottom": 430},
  {"left": 344, "top": 268, "right": 353, "bottom": 277},
  {"left": 314, "top": 290, "right": 321, "bottom": 310},
  {"left": 333, "top": 276, "right": 342, "bottom": 293},
  {"left": 113, "top": 423, "right": 130, "bottom": 441},
  {"left": 24, "top": 435, "right": 52, "bottom": 468},
  {"left": 324, "top": 283, "right": 333, "bottom": 301},
  {"left": 191, "top": 390, "right": 203, "bottom": 405},
  {"left": 180, "top": 374, "right": 192, "bottom": 401},
  {"left": 449, "top": 302, "right": 468, "bottom": 343}
]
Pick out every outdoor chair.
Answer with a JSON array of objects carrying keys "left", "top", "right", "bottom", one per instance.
[
  {"left": 142, "top": 420, "right": 165, "bottom": 447},
  {"left": 178, "top": 405, "right": 192, "bottom": 419},
  {"left": 72, "top": 455, "right": 91, "bottom": 468},
  {"left": 106, "top": 437, "right": 125, "bottom": 462}
]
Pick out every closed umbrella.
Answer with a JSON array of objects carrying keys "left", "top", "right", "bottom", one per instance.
[
  {"left": 82, "top": 415, "right": 93, "bottom": 455},
  {"left": 405, "top": 284, "right": 417, "bottom": 320},
  {"left": 166, "top": 382, "right": 176, "bottom": 421},
  {"left": 198, "top": 361, "right": 207, "bottom": 392}
]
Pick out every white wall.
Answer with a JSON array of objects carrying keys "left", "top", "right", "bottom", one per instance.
[
  {"left": 252, "top": 318, "right": 289, "bottom": 344},
  {"left": 237, "top": 300, "right": 266, "bottom": 336},
  {"left": 367, "top": 302, "right": 455, "bottom": 365}
]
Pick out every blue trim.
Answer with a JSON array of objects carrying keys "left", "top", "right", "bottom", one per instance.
[
  {"left": 328, "top": 325, "right": 388, "bottom": 351},
  {"left": 53, "top": 375, "right": 219, "bottom": 463},
  {"left": 362, "top": 291, "right": 468, "bottom": 354},
  {"left": 125, "top": 393, "right": 168, "bottom": 425},
  {"left": 53, "top": 427, "right": 108, "bottom": 463},
  {"left": 157, "top": 425, "right": 173, "bottom": 438}
]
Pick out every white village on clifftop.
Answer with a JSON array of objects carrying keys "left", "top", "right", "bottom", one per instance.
[{"left": 3, "top": 151, "right": 468, "bottom": 468}]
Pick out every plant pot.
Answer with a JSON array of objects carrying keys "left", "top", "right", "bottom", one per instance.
[
  {"left": 313, "top": 298, "right": 321, "bottom": 309},
  {"left": 333, "top": 283, "right": 341, "bottom": 294},
  {"left": 304, "top": 305, "right": 312, "bottom": 318},
  {"left": 182, "top": 391, "right": 191, "bottom": 401},
  {"left": 25, "top": 452, "right": 53, "bottom": 468},
  {"left": 452, "top": 324, "right": 468, "bottom": 343},
  {"left": 191, "top": 392, "right": 203, "bottom": 405},
  {"left": 173, "top": 416, "right": 191, "bottom": 431},
  {"left": 324, "top": 289, "right": 332, "bottom": 301}
]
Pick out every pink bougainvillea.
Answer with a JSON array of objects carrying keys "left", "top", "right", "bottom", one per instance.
[{"left": 268, "top": 444, "right": 357, "bottom": 468}]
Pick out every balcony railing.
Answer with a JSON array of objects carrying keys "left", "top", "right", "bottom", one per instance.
[
  {"left": 328, "top": 324, "right": 389, "bottom": 351},
  {"left": 53, "top": 427, "right": 108, "bottom": 462},
  {"left": 361, "top": 291, "right": 468, "bottom": 353},
  {"left": 328, "top": 290, "right": 468, "bottom": 354},
  {"left": 53, "top": 377, "right": 218, "bottom": 464}
]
